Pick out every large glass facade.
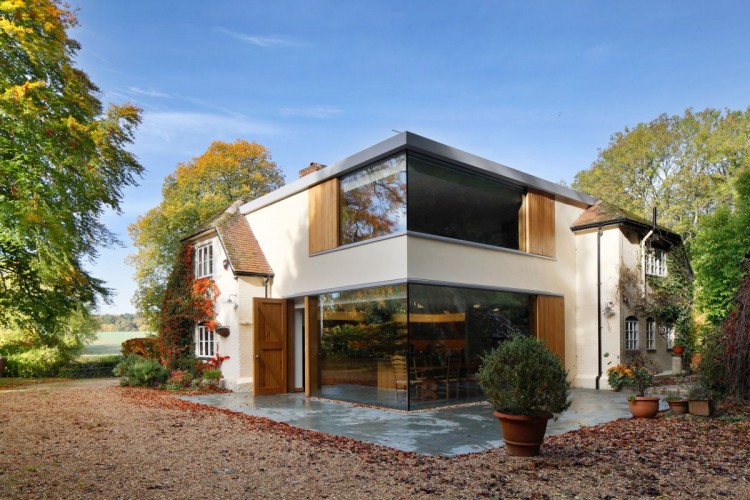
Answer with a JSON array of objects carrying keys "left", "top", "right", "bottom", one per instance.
[
  {"left": 315, "top": 283, "right": 532, "bottom": 410},
  {"left": 339, "top": 154, "right": 407, "bottom": 245},
  {"left": 317, "top": 285, "right": 408, "bottom": 409},
  {"left": 407, "top": 153, "right": 523, "bottom": 250}
]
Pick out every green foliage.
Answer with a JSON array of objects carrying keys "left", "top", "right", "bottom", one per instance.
[
  {"left": 0, "top": 1, "right": 142, "bottom": 334},
  {"left": 128, "top": 140, "right": 284, "bottom": 329},
  {"left": 573, "top": 108, "right": 748, "bottom": 244},
  {"left": 59, "top": 355, "right": 123, "bottom": 378},
  {"left": 692, "top": 168, "right": 750, "bottom": 324},
  {"left": 202, "top": 368, "right": 223, "bottom": 380},
  {"left": 648, "top": 250, "right": 695, "bottom": 348},
  {"left": 477, "top": 335, "right": 571, "bottom": 417},
  {"left": 113, "top": 354, "right": 169, "bottom": 387},
  {"left": 620, "top": 350, "right": 660, "bottom": 397},
  {"left": 3, "top": 346, "right": 67, "bottom": 378},
  {"left": 0, "top": 307, "right": 98, "bottom": 376}
]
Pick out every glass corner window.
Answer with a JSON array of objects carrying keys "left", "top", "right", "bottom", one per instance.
[{"left": 339, "top": 153, "right": 407, "bottom": 245}]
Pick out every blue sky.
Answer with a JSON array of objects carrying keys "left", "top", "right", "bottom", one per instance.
[{"left": 70, "top": 1, "right": 750, "bottom": 314}]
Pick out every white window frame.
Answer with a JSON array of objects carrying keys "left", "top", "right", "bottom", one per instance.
[
  {"left": 645, "top": 317, "right": 655, "bottom": 350},
  {"left": 196, "top": 324, "right": 217, "bottom": 358},
  {"left": 625, "top": 317, "right": 639, "bottom": 350},
  {"left": 195, "top": 243, "right": 213, "bottom": 278},
  {"left": 646, "top": 248, "right": 667, "bottom": 277}
]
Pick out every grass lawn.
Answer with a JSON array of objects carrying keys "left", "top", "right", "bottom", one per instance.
[{"left": 82, "top": 331, "right": 150, "bottom": 357}]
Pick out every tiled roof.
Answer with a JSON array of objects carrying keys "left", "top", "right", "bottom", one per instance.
[
  {"left": 185, "top": 200, "right": 273, "bottom": 276},
  {"left": 570, "top": 200, "right": 681, "bottom": 243}
]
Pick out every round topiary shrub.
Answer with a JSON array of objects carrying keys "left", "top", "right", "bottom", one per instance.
[{"left": 477, "top": 334, "right": 571, "bottom": 418}]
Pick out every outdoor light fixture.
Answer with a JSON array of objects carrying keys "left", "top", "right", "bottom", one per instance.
[{"left": 226, "top": 293, "right": 238, "bottom": 304}]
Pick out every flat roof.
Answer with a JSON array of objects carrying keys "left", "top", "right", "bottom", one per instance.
[{"left": 240, "top": 131, "right": 597, "bottom": 215}]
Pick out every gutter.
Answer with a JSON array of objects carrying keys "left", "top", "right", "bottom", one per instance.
[{"left": 595, "top": 225, "right": 603, "bottom": 390}]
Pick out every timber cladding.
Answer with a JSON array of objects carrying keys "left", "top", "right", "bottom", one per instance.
[
  {"left": 525, "top": 189, "right": 555, "bottom": 258},
  {"left": 533, "top": 295, "right": 565, "bottom": 364},
  {"left": 308, "top": 179, "right": 340, "bottom": 253}
]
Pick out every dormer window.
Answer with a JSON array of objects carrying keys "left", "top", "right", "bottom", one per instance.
[
  {"left": 195, "top": 243, "right": 213, "bottom": 278},
  {"left": 646, "top": 248, "right": 667, "bottom": 277}
]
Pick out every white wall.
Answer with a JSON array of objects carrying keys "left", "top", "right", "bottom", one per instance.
[{"left": 247, "top": 189, "right": 408, "bottom": 298}]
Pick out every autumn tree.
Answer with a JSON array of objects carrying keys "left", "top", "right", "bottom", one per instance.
[
  {"left": 0, "top": 0, "right": 142, "bottom": 334},
  {"left": 128, "top": 140, "right": 284, "bottom": 328},
  {"left": 573, "top": 108, "right": 750, "bottom": 243}
]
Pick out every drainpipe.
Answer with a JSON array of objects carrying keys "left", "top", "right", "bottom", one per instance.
[
  {"left": 263, "top": 277, "right": 270, "bottom": 298},
  {"left": 595, "top": 226, "right": 603, "bottom": 390},
  {"left": 640, "top": 208, "right": 657, "bottom": 297}
]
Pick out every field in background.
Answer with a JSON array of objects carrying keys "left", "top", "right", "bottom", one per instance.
[{"left": 82, "top": 331, "right": 150, "bottom": 357}]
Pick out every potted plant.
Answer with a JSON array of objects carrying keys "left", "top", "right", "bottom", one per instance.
[
  {"left": 606, "top": 364, "right": 633, "bottom": 391},
  {"left": 477, "top": 334, "right": 571, "bottom": 457},
  {"left": 664, "top": 393, "right": 689, "bottom": 415},
  {"left": 621, "top": 350, "right": 661, "bottom": 418},
  {"left": 687, "top": 384, "right": 716, "bottom": 417}
]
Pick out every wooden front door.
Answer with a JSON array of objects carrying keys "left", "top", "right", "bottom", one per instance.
[{"left": 253, "top": 298, "right": 287, "bottom": 395}]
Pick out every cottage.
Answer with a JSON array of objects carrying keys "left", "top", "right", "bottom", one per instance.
[{"left": 184, "top": 132, "right": 687, "bottom": 410}]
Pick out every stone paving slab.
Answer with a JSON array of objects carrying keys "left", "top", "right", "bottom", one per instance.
[{"left": 181, "top": 388, "right": 666, "bottom": 456}]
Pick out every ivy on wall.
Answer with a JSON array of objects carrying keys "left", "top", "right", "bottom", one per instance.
[{"left": 158, "top": 244, "right": 220, "bottom": 368}]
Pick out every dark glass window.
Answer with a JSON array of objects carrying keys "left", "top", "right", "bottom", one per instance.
[
  {"left": 316, "top": 284, "right": 408, "bottom": 410},
  {"left": 339, "top": 154, "right": 407, "bottom": 245},
  {"left": 407, "top": 154, "right": 523, "bottom": 249}
]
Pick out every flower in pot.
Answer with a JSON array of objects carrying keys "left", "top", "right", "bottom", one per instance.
[
  {"left": 477, "top": 334, "right": 571, "bottom": 457},
  {"left": 606, "top": 364, "right": 633, "bottom": 392},
  {"left": 621, "top": 350, "right": 661, "bottom": 418},
  {"left": 664, "top": 393, "right": 689, "bottom": 415}
]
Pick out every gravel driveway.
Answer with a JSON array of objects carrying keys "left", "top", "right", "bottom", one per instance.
[{"left": 1, "top": 379, "right": 748, "bottom": 498}]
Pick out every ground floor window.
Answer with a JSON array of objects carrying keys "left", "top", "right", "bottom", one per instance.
[
  {"left": 625, "top": 316, "right": 639, "bottom": 350},
  {"left": 314, "top": 282, "right": 532, "bottom": 410},
  {"left": 196, "top": 324, "right": 216, "bottom": 358},
  {"left": 645, "top": 317, "right": 655, "bottom": 350}
]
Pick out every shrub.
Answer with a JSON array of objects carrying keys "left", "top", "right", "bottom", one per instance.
[
  {"left": 59, "top": 355, "right": 123, "bottom": 379},
  {"left": 202, "top": 368, "right": 223, "bottom": 380},
  {"left": 620, "top": 350, "right": 660, "bottom": 396},
  {"left": 477, "top": 334, "right": 571, "bottom": 418},
  {"left": 121, "top": 337, "right": 159, "bottom": 359},
  {"left": 114, "top": 354, "right": 169, "bottom": 387},
  {"left": 4, "top": 346, "right": 67, "bottom": 378}
]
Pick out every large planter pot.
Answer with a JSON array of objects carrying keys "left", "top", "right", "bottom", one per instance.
[
  {"left": 688, "top": 399, "right": 715, "bottom": 417},
  {"left": 493, "top": 411, "right": 551, "bottom": 457},
  {"left": 667, "top": 399, "right": 689, "bottom": 415},
  {"left": 628, "top": 396, "right": 660, "bottom": 418}
]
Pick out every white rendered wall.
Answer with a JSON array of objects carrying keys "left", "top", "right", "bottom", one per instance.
[
  {"left": 574, "top": 226, "right": 625, "bottom": 389},
  {"left": 247, "top": 189, "right": 408, "bottom": 298}
]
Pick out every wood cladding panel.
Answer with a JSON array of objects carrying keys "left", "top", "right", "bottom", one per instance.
[
  {"left": 304, "top": 296, "right": 320, "bottom": 397},
  {"left": 534, "top": 295, "right": 565, "bottom": 365},
  {"left": 526, "top": 189, "right": 555, "bottom": 257},
  {"left": 308, "top": 179, "right": 339, "bottom": 253}
]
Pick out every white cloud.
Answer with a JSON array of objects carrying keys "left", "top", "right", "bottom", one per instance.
[
  {"left": 280, "top": 105, "right": 343, "bottom": 119},
  {"left": 127, "top": 86, "right": 172, "bottom": 98},
  {"left": 214, "top": 27, "right": 301, "bottom": 48}
]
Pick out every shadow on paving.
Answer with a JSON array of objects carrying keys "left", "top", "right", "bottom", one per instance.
[{"left": 181, "top": 388, "right": 663, "bottom": 456}]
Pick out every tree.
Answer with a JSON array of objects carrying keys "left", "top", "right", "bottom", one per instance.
[
  {"left": 691, "top": 168, "right": 750, "bottom": 324},
  {"left": 0, "top": 1, "right": 142, "bottom": 333},
  {"left": 128, "top": 140, "right": 285, "bottom": 328},
  {"left": 573, "top": 108, "right": 750, "bottom": 243}
]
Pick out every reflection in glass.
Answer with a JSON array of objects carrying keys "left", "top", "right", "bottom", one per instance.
[
  {"left": 317, "top": 284, "right": 408, "bottom": 409},
  {"left": 408, "top": 284, "right": 532, "bottom": 409},
  {"left": 340, "top": 154, "right": 407, "bottom": 245},
  {"left": 408, "top": 153, "right": 523, "bottom": 249}
]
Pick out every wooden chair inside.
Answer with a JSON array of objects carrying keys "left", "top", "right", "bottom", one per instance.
[{"left": 437, "top": 350, "right": 462, "bottom": 400}]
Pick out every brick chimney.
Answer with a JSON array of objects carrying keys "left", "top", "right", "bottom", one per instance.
[{"left": 299, "top": 162, "right": 327, "bottom": 178}]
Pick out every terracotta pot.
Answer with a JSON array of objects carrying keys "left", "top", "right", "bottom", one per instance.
[
  {"left": 493, "top": 411, "right": 551, "bottom": 457},
  {"left": 666, "top": 399, "right": 689, "bottom": 415},
  {"left": 628, "top": 396, "right": 660, "bottom": 418},
  {"left": 672, "top": 345, "right": 685, "bottom": 356},
  {"left": 688, "top": 399, "right": 715, "bottom": 417}
]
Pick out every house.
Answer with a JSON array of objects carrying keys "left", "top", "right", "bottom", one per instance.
[{"left": 184, "top": 132, "right": 687, "bottom": 410}]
